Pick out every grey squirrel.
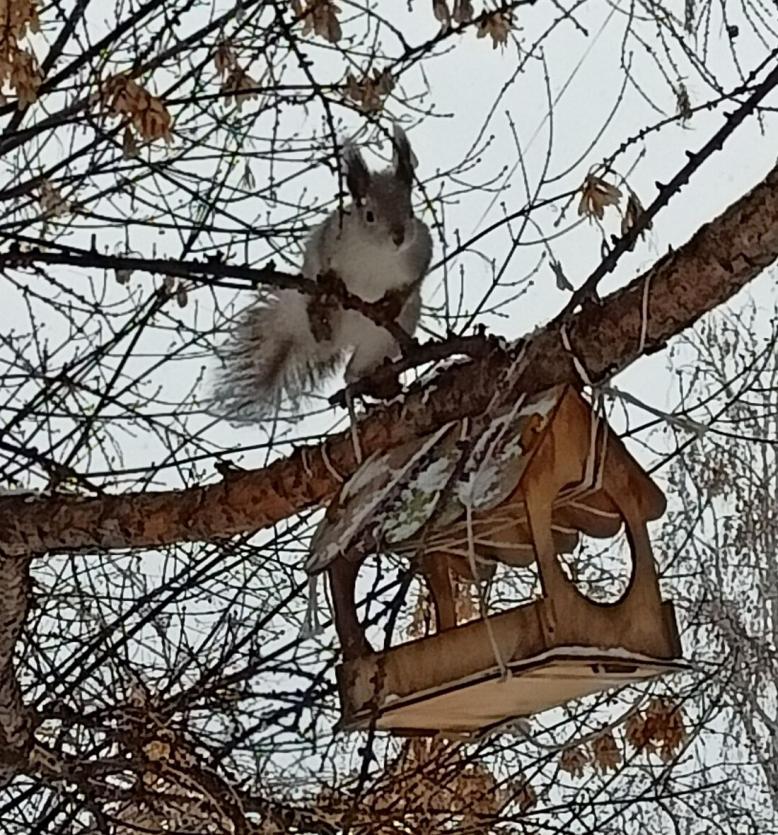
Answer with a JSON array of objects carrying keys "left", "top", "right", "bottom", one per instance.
[{"left": 212, "top": 125, "right": 433, "bottom": 420}]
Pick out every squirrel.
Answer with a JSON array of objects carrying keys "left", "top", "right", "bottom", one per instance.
[{"left": 211, "top": 125, "right": 433, "bottom": 420}]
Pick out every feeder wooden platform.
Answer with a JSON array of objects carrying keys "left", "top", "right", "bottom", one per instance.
[{"left": 337, "top": 591, "right": 683, "bottom": 737}]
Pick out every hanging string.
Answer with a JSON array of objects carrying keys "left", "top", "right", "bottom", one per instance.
[
  {"left": 581, "top": 387, "right": 607, "bottom": 496},
  {"left": 345, "top": 388, "right": 363, "bottom": 465},
  {"left": 464, "top": 485, "right": 510, "bottom": 681}
]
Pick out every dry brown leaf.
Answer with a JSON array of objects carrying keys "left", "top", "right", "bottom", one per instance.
[
  {"left": 591, "top": 730, "right": 622, "bottom": 773},
  {"left": 577, "top": 173, "right": 622, "bottom": 220},
  {"left": 559, "top": 744, "right": 589, "bottom": 777},
  {"left": 621, "top": 189, "right": 652, "bottom": 242},
  {"left": 317, "top": 737, "right": 518, "bottom": 831},
  {"left": 625, "top": 709, "right": 655, "bottom": 753},
  {"left": 122, "top": 126, "right": 139, "bottom": 159},
  {"left": 433, "top": 0, "right": 451, "bottom": 28},
  {"left": 103, "top": 74, "right": 172, "bottom": 144},
  {"left": 676, "top": 82, "right": 692, "bottom": 123},
  {"left": 344, "top": 67, "right": 394, "bottom": 112},
  {"left": 222, "top": 66, "right": 259, "bottom": 108},
  {"left": 514, "top": 777, "right": 538, "bottom": 812},
  {"left": 625, "top": 698, "right": 688, "bottom": 761},
  {"left": 143, "top": 738, "right": 171, "bottom": 762},
  {"left": 214, "top": 40, "right": 235, "bottom": 77},
  {"left": 0, "top": 0, "right": 41, "bottom": 107},
  {"left": 477, "top": 12, "right": 513, "bottom": 49},
  {"left": 294, "top": 0, "right": 342, "bottom": 43},
  {"left": 39, "top": 180, "right": 69, "bottom": 217},
  {"left": 453, "top": 0, "right": 474, "bottom": 23}
]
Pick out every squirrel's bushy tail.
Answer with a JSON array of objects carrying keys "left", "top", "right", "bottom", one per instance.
[{"left": 209, "top": 291, "right": 341, "bottom": 421}]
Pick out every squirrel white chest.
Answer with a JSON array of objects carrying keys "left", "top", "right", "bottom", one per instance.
[{"left": 329, "top": 233, "right": 413, "bottom": 302}]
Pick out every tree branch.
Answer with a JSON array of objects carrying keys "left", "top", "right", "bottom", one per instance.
[
  {"left": 2, "top": 159, "right": 778, "bottom": 555},
  {"left": 0, "top": 240, "right": 413, "bottom": 343},
  {"left": 0, "top": 555, "right": 32, "bottom": 785}
]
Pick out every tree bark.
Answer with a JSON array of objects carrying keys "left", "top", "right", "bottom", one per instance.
[
  {"left": 1, "top": 162, "right": 778, "bottom": 556},
  {"left": 0, "top": 555, "right": 32, "bottom": 785}
]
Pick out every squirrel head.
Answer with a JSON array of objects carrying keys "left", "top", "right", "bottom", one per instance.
[{"left": 342, "top": 124, "right": 419, "bottom": 250}]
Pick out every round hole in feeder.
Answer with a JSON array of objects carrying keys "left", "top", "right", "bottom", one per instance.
[{"left": 556, "top": 525, "right": 634, "bottom": 605}]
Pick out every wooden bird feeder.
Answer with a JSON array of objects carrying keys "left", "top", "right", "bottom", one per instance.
[{"left": 309, "top": 385, "right": 684, "bottom": 738}]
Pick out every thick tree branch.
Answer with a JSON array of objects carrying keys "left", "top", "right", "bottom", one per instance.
[
  {"left": 0, "top": 555, "right": 32, "bottom": 785},
  {"left": 2, "top": 160, "right": 778, "bottom": 555}
]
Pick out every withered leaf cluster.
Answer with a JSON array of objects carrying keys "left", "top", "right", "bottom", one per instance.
[
  {"left": 345, "top": 67, "right": 395, "bottom": 112},
  {"left": 434, "top": 0, "right": 475, "bottom": 26},
  {"left": 103, "top": 74, "right": 172, "bottom": 145},
  {"left": 625, "top": 698, "right": 688, "bottom": 761},
  {"left": 0, "top": 0, "right": 42, "bottom": 107},
  {"left": 38, "top": 179, "right": 69, "bottom": 218},
  {"left": 560, "top": 699, "right": 687, "bottom": 780},
  {"left": 476, "top": 11, "right": 513, "bottom": 48},
  {"left": 291, "top": 0, "right": 342, "bottom": 43},
  {"left": 433, "top": 1, "right": 514, "bottom": 48},
  {"left": 214, "top": 39, "right": 259, "bottom": 108},
  {"left": 578, "top": 172, "right": 623, "bottom": 221},
  {"left": 591, "top": 730, "right": 622, "bottom": 773}
]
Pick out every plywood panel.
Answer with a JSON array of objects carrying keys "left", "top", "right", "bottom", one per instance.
[{"left": 342, "top": 651, "right": 686, "bottom": 736}]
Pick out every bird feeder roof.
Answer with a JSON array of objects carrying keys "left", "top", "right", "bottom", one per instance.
[{"left": 308, "top": 385, "right": 664, "bottom": 574}]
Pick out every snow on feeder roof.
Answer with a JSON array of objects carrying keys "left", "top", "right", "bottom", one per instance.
[
  {"left": 309, "top": 384, "right": 684, "bottom": 737},
  {"left": 309, "top": 387, "right": 565, "bottom": 572}
]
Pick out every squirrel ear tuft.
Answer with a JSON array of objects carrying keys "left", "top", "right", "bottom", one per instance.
[
  {"left": 392, "top": 124, "right": 417, "bottom": 187},
  {"left": 343, "top": 142, "right": 371, "bottom": 202}
]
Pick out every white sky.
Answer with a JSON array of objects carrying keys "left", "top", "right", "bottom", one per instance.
[{"left": 205, "top": 2, "right": 778, "bottom": 476}]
